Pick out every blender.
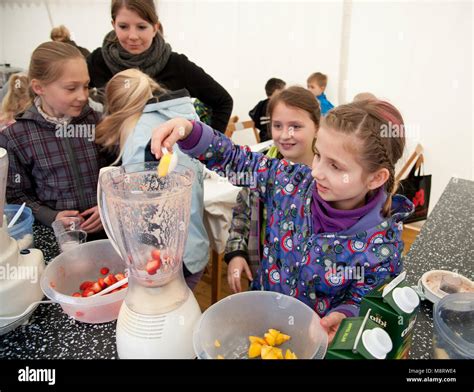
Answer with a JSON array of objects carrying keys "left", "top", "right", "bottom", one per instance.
[
  {"left": 0, "top": 148, "right": 45, "bottom": 333},
  {"left": 98, "top": 162, "right": 202, "bottom": 358}
]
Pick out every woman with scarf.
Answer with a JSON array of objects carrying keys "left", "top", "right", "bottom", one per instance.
[{"left": 87, "top": 0, "right": 233, "bottom": 132}]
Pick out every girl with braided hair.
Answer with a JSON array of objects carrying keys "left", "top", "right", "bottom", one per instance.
[{"left": 150, "top": 97, "right": 414, "bottom": 343}]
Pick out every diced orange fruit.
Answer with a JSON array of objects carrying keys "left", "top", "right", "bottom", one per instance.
[
  {"left": 214, "top": 339, "right": 221, "bottom": 348},
  {"left": 275, "top": 333, "right": 291, "bottom": 346},
  {"left": 249, "top": 336, "right": 266, "bottom": 345},
  {"left": 261, "top": 345, "right": 283, "bottom": 360},
  {"left": 248, "top": 342, "right": 263, "bottom": 358},
  {"left": 247, "top": 329, "right": 293, "bottom": 359},
  {"left": 216, "top": 355, "right": 224, "bottom": 359},
  {"left": 284, "top": 349, "right": 297, "bottom": 359}
]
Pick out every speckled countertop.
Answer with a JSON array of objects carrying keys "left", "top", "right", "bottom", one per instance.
[
  {"left": 1, "top": 178, "right": 472, "bottom": 359},
  {"left": 0, "top": 224, "right": 119, "bottom": 359},
  {"left": 403, "top": 178, "right": 474, "bottom": 359}
]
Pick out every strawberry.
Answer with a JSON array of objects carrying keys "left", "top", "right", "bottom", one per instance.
[
  {"left": 98, "top": 278, "right": 107, "bottom": 289},
  {"left": 104, "top": 274, "right": 117, "bottom": 287},
  {"left": 79, "top": 281, "right": 94, "bottom": 291},
  {"left": 122, "top": 283, "right": 128, "bottom": 289},
  {"left": 115, "top": 273, "right": 126, "bottom": 281},
  {"left": 82, "top": 289, "right": 95, "bottom": 297},
  {"left": 151, "top": 249, "right": 161, "bottom": 261},
  {"left": 146, "top": 259, "right": 160, "bottom": 275},
  {"left": 72, "top": 292, "right": 82, "bottom": 297},
  {"left": 90, "top": 282, "right": 102, "bottom": 293},
  {"left": 100, "top": 267, "right": 109, "bottom": 275}
]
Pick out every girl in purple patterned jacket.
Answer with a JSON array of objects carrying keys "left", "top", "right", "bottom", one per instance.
[{"left": 150, "top": 99, "right": 414, "bottom": 343}]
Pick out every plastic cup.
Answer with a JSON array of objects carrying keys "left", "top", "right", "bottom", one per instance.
[{"left": 52, "top": 217, "right": 87, "bottom": 252}]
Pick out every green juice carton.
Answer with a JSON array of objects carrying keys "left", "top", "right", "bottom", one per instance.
[
  {"left": 326, "top": 310, "right": 393, "bottom": 359},
  {"left": 359, "top": 271, "right": 420, "bottom": 359}
]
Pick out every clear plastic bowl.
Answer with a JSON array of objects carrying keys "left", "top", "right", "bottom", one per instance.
[
  {"left": 40, "top": 239, "right": 127, "bottom": 324},
  {"left": 193, "top": 291, "right": 328, "bottom": 359},
  {"left": 5, "top": 204, "right": 34, "bottom": 250},
  {"left": 433, "top": 292, "right": 474, "bottom": 359}
]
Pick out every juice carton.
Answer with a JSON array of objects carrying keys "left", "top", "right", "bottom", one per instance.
[
  {"left": 326, "top": 310, "right": 393, "bottom": 359},
  {"left": 359, "top": 271, "right": 420, "bottom": 359}
]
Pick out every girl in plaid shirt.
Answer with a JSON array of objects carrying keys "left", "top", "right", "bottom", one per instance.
[{"left": 0, "top": 42, "right": 109, "bottom": 233}]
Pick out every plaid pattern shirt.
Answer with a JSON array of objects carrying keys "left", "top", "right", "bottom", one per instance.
[
  {"left": 0, "top": 104, "right": 108, "bottom": 226},
  {"left": 224, "top": 146, "right": 282, "bottom": 273}
]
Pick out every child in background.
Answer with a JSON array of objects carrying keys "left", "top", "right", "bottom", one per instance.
[
  {"left": 0, "top": 42, "right": 108, "bottom": 234},
  {"left": 225, "top": 86, "right": 320, "bottom": 293},
  {"left": 50, "top": 24, "right": 91, "bottom": 58},
  {"left": 307, "top": 72, "right": 334, "bottom": 115},
  {"left": 0, "top": 73, "right": 30, "bottom": 131},
  {"left": 353, "top": 92, "right": 377, "bottom": 102},
  {"left": 249, "top": 78, "right": 286, "bottom": 142},
  {"left": 150, "top": 99, "right": 414, "bottom": 343},
  {"left": 95, "top": 68, "right": 209, "bottom": 290}
]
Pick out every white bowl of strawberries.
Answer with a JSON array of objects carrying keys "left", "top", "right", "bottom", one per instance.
[{"left": 40, "top": 239, "right": 128, "bottom": 323}]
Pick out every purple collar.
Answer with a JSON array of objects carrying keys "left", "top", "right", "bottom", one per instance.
[{"left": 311, "top": 185, "right": 385, "bottom": 234}]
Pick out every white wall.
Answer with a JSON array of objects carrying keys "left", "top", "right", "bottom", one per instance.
[
  {"left": 346, "top": 0, "right": 473, "bottom": 211},
  {"left": 0, "top": 0, "right": 472, "bottom": 210}
]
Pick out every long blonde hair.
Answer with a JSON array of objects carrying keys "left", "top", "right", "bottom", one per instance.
[
  {"left": 95, "top": 68, "right": 165, "bottom": 164},
  {"left": 0, "top": 73, "right": 32, "bottom": 124}
]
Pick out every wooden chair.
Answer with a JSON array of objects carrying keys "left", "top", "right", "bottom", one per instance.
[
  {"left": 396, "top": 143, "right": 423, "bottom": 181},
  {"left": 225, "top": 119, "right": 260, "bottom": 145},
  {"left": 396, "top": 143, "right": 426, "bottom": 254}
]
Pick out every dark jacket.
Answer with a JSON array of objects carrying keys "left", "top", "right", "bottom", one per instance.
[
  {"left": 249, "top": 98, "right": 270, "bottom": 141},
  {"left": 64, "top": 39, "right": 91, "bottom": 59},
  {"left": 87, "top": 49, "right": 233, "bottom": 132}
]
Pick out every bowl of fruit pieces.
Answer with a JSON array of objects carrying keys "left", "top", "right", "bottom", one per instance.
[
  {"left": 40, "top": 239, "right": 128, "bottom": 323},
  {"left": 193, "top": 291, "right": 328, "bottom": 359}
]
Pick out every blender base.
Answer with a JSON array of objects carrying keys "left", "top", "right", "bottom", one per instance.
[{"left": 116, "top": 288, "right": 202, "bottom": 359}]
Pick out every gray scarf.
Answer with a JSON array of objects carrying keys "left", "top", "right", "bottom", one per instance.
[{"left": 101, "top": 30, "right": 172, "bottom": 77}]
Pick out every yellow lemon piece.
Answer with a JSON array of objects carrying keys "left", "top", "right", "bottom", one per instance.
[
  {"left": 249, "top": 336, "right": 266, "bottom": 345},
  {"left": 216, "top": 355, "right": 224, "bottom": 359},
  {"left": 157, "top": 148, "right": 177, "bottom": 177},
  {"left": 285, "top": 349, "right": 298, "bottom": 359},
  {"left": 248, "top": 342, "right": 263, "bottom": 358},
  {"left": 157, "top": 153, "right": 172, "bottom": 177},
  {"left": 214, "top": 339, "right": 221, "bottom": 348}
]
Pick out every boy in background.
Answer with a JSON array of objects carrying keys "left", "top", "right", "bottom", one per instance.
[
  {"left": 307, "top": 72, "right": 334, "bottom": 115},
  {"left": 249, "top": 78, "right": 286, "bottom": 141}
]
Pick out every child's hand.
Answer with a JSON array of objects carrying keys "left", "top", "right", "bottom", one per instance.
[
  {"left": 150, "top": 118, "right": 193, "bottom": 160},
  {"left": 227, "top": 256, "right": 253, "bottom": 293},
  {"left": 55, "top": 210, "right": 81, "bottom": 222},
  {"left": 80, "top": 206, "right": 103, "bottom": 233},
  {"left": 320, "top": 311, "right": 347, "bottom": 344}
]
